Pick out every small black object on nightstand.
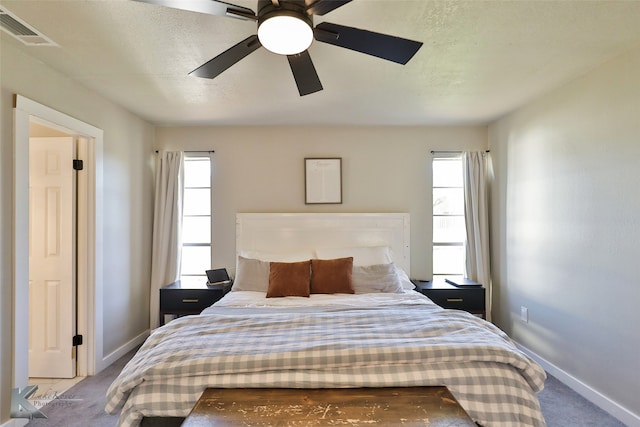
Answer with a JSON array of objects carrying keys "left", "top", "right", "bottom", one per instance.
[{"left": 205, "top": 268, "right": 231, "bottom": 286}]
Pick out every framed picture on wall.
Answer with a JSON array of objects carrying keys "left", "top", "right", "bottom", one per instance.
[{"left": 305, "top": 158, "right": 342, "bottom": 204}]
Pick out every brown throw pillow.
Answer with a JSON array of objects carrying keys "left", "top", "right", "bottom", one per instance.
[
  {"left": 311, "top": 257, "right": 354, "bottom": 294},
  {"left": 267, "top": 260, "right": 311, "bottom": 298}
]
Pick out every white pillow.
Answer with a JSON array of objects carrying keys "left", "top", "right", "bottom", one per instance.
[
  {"left": 232, "top": 256, "right": 270, "bottom": 292},
  {"left": 315, "top": 246, "right": 392, "bottom": 266},
  {"left": 395, "top": 267, "right": 417, "bottom": 291},
  {"left": 240, "top": 249, "right": 315, "bottom": 262},
  {"left": 352, "top": 263, "right": 404, "bottom": 294}
]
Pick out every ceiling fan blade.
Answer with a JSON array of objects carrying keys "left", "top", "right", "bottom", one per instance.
[
  {"left": 314, "top": 22, "right": 422, "bottom": 65},
  {"left": 190, "top": 35, "right": 261, "bottom": 79},
  {"left": 287, "top": 51, "right": 323, "bottom": 96},
  {"left": 306, "top": 0, "right": 353, "bottom": 16},
  {"left": 130, "top": 0, "right": 256, "bottom": 20}
]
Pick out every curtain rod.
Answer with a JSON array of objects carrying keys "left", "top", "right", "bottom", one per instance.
[
  {"left": 154, "top": 150, "right": 214, "bottom": 153},
  {"left": 431, "top": 150, "right": 490, "bottom": 154}
]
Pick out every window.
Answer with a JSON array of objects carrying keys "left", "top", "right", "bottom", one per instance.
[
  {"left": 180, "top": 155, "right": 212, "bottom": 285},
  {"left": 433, "top": 156, "right": 465, "bottom": 276}
]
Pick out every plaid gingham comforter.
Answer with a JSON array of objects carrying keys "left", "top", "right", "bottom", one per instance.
[{"left": 106, "top": 298, "right": 546, "bottom": 427}]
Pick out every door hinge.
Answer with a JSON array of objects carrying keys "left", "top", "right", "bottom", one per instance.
[
  {"left": 73, "top": 159, "right": 84, "bottom": 170},
  {"left": 72, "top": 334, "right": 83, "bottom": 346}
]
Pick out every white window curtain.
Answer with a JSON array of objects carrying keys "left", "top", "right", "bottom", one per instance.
[
  {"left": 150, "top": 151, "right": 184, "bottom": 329},
  {"left": 462, "top": 151, "right": 492, "bottom": 321}
]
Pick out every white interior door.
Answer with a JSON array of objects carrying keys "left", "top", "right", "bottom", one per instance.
[{"left": 29, "top": 137, "right": 76, "bottom": 379}]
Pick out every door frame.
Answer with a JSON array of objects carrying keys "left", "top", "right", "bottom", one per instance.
[{"left": 13, "top": 95, "right": 104, "bottom": 390}]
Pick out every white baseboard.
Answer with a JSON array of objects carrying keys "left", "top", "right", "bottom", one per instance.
[
  {"left": 99, "top": 330, "right": 149, "bottom": 373},
  {"left": 516, "top": 342, "right": 640, "bottom": 427}
]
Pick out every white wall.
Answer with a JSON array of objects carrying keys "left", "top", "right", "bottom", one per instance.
[
  {"left": 1, "top": 41, "right": 154, "bottom": 424},
  {"left": 489, "top": 45, "right": 640, "bottom": 422},
  {"left": 155, "top": 126, "right": 487, "bottom": 280}
]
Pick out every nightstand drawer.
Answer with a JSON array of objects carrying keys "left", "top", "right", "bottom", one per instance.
[
  {"left": 160, "top": 289, "right": 220, "bottom": 312},
  {"left": 159, "top": 280, "right": 231, "bottom": 325},
  {"left": 412, "top": 278, "right": 486, "bottom": 318},
  {"left": 424, "top": 289, "right": 484, "bottom": 311}
]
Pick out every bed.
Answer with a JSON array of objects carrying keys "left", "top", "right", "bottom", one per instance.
[{"left": 106, "top": 213, "right": 547, "bottom": 427}]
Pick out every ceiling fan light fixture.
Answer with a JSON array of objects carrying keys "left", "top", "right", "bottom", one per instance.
[{"left": 258, "top": 13, "right": 313, "bottom": 55}]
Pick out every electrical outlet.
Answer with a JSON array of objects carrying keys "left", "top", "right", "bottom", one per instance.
[{"left": 520, "top": 306, "right": 529, "bottom": 323}]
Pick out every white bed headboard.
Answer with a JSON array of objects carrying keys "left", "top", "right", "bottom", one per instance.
[{"left": 236, "top": 213, "right": 410, "bottom": 273}]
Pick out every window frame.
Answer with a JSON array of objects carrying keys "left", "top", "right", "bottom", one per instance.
[
  {"left": 180, "top": 153, "right": 213, "bottom": 284},
  {"left": 432, "top": 154, "right": 466, "bottom": 277}
]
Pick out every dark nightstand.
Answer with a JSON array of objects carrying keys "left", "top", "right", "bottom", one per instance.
[
  {"left": 413, "top": 278, "right": 486, "bottom": 319},
  {"left": 159, "top": 280, "right": 231, "bottom": 326}
]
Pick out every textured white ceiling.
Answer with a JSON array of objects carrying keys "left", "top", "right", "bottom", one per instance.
[{"left": 2, "top": 0, "right": 640, "bottom": 126}]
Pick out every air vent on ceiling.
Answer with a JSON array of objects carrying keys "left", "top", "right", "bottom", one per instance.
[{"left": 0, "top": 6, "right": 57, "bottom": 46}]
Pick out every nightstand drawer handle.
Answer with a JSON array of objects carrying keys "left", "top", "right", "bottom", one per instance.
[
  {"left": 182, "top": 298, "right": 200, "bottom": 303},
  {"left": 447, "top": 298, "right": 464, "bottom": 302}
]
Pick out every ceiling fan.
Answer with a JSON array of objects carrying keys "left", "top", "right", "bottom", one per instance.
[{"left": 133, "top": 0, "right": 423, "bottom": 96}]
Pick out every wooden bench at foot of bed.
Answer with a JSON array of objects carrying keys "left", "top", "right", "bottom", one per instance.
[{"left": 182, "top": 386, "right": 477, "bottom": 426}]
